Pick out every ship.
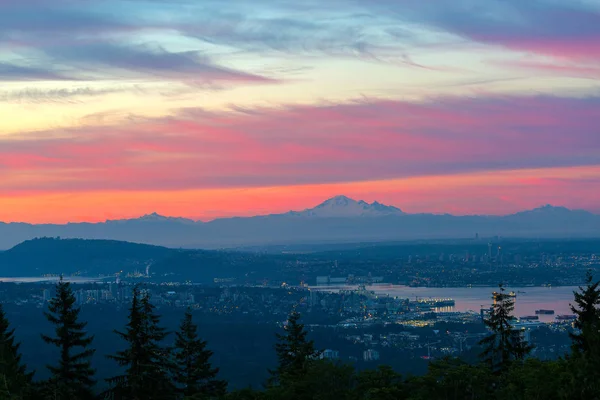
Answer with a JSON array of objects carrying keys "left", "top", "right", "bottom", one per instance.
[
  {"left": 412, "top": 297, "right": 456, "bottom": 308},
  {"left": 535, "top": 309, "right": 555, "bottom": 315},
  {"left": 556, "top": 315, "right": 577, "bottom": 321},
  {"left": 520, "top": 315, "right": 539, "bottom": 321}
]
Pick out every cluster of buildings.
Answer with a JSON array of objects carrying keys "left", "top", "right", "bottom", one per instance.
[{"left": 2, "top": 278, "right": 578, "bottom": 367}]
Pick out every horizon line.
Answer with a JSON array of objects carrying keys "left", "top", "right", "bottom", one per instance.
[{"left": 0, "top": 196, "right": 593, "bottom": 226}]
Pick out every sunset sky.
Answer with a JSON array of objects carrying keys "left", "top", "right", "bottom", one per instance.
[{"left": 2, "top": 0, "right": 600, "bottom": 223}]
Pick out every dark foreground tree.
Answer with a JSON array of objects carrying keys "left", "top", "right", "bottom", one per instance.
[
  {"left": 266, "top": 360, "right": 355, "bottom": 400},
  {"left": 408, "top": 358, "right": 494, "bottom": 400},
  {"left": 564, "top": 271, "right": 600, "bottom": 398},
  {"left": 0, "top": 304, "right": 33, "bottom": 399},
  {"left": 107, "top": 286, "right": 175, "bottom": 400},
  {"left": 570, "top": 270, "right": 600, "bottom": 354},
  {"left": 173, "top": 309, "right": 226, "bottom": 399},
  {"left": 268, "top": 310, "right": 320, "bottom": 387},
  {"left": 479, "top": 284, "right": 532, "bottom": 373},
  {"left": 356, "top": 365, "right": 407, "bottom": 400},
  {"left": 41, "top": 277, "right": 96, "bottom": 399},
  {"left": 498, "top": 358, "right": 569, "bottom": 400}
]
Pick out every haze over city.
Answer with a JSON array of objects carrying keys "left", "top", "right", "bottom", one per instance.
[{"left": 2, "top": 0, "right": 600, "bottom": 224}]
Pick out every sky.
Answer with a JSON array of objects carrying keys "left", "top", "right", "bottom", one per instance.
[{"left": 1, "top": 0, "right": 600, "bottom": 223}]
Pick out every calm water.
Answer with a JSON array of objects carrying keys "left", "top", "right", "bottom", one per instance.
[
  {"left": 313, "top": 285, "right": 581, "bottom": 323},
  {"left": 0, "top": 276, "right": 104, "bottom": 283}
]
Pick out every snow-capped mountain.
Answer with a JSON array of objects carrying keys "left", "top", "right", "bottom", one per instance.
[
  {"left": 508, "top": 204, "right": 594, "bottom": 218},
  {"left": 1, "top": 197, "right": 599, "bottom": 249},
  {"left": 289, "top": 195, "right": 404, "bottom": 217},
  {"left": 107, "top": 212, "right": 197, "bottom": 224}
]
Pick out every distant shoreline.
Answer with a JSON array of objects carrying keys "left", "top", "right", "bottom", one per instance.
[
  {"left": 0, "top": 276, "right": 107, "bottom": 284},
  {"left": 310, "top": 283, "right": 581, "bottom": 290}
]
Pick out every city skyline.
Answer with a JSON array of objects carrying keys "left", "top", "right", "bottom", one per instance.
[{"left": 2, "top": 0, "right": 600, "bottom": 223}]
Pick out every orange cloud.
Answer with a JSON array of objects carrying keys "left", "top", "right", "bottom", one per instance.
[
  {"left": 2, "top": 94, "right": 600, "bottom": 197},
  {"left": 2, "top": 94, "right": 600, "bottom": 223}
]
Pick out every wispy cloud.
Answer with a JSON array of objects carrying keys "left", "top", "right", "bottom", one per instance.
[
  {"left": 1, "top": 94, "right": 599, "bottom": 193},
  {"left": 0, "top": 63, "right": 78, "bottom": 81},
  {"left": 3, "top": 0, "right": 600, "bottom": 85},
  {"left": 0, "top": 1, "right": 280, "bottom": 84},
  {"left": 0, "top": 86, "right": 139, "bottom": 103},
  {"left": 367, "top": 0, "right": 600, "bottom": 65}
]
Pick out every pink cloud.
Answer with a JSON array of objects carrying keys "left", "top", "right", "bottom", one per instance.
[
  {"left": 1, "top": 94, "right": 599, "bottom": 195},
  {"left": 492, "top": 59, "right": 600, "bottom": 79}
]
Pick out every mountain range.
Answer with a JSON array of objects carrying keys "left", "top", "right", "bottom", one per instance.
[{"left": 0, "top": 195, "right": 598, "bottom": 249}]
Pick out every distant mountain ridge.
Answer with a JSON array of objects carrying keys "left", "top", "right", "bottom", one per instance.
[{"left": 0, "top": 196, "right": 598, "bottom": 249}]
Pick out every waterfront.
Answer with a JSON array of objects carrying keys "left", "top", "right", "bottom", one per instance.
[
  {"left": 312, "top": 285, "right": 580, "bottom": 323},
  {"left": 0, "top": 276, "right": 105, "bottom": 283}
]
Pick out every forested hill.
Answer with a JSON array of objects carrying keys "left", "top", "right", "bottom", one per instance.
[
  {"left": 0, "top": 238, "right": 287, "bottom": 281},
  {"left": 0, "top": 238, "right": 175, "bottom": 277}
]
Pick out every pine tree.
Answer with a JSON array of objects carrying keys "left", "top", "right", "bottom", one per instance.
[
  {"left": 570, "top": 270, "right": 600, "bottom": 354},
  {"left": 479, "top": 284, "right": 532, "bottom": 373},
  {"left": 0, "top": 304, "right": 33, "bottom": 399},
  {"left": 564, "top": 271, "right": 600, "bottom": 397},
  {"left": 41, "top": 277, "right": 96, "bottom": 399},
  {"left": 269, "top": 310, "right": 320, "bottom": 386},
  {"left": 107, "top": 286, "right": 175, "bottom": 400},
  {"left": 173, "top": 309, "right": 226, "bottom": 399}
]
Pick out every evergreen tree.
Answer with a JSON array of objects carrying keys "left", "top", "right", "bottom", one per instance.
[
  {"left": 564, "top": 271, "right": 600, "bottom": 398},
  {"left": 268, "top": 310, "right": 320, "bottom": 387},
  {"left": 409, "top": 358, "right": 494, "bottom": 400},
  {"left": 266, "top": 360, "right": 356, "bottom": 400},
  {"left": 107, "top": 286, "right": 175, "bottom": 400},
  {"left": 0, "top": 304, "right": 33, "bottom": 399},
  {"left": 173, "top": 309, "right": 226, "bottom": 399},
  {"left": 570, "top": 270, "right": 600, "bottom": 354},
  {"left": 41, "top": 277, "right": 96, "bottom": 399},
  {"left": 356, "top": 365, "right": 407, "bottom": 400},
  {"left": 479, "top": 284, "right": 532, "bottom": 373}
]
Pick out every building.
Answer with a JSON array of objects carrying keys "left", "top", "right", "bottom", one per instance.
[
  {"left": 316, "top": 276, "right": 346, "bottom": 285},
  {"left": 42, "top": 289, "right": 51, "bottom": 303},
  {"left": 363, "top": 349, "right": 380, "bottom": 362},
  {"left": 309, "top": 290, "right": 320, "bottom": 307},
  {"left": 316, "top": 276, "right": 329, "bottom": 285},
  {"left": 320, "top": 349, "right": 339, "bottom": 360}
]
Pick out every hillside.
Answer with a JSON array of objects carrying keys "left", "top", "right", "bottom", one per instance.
[
  {"left": 0, "top": 238, "right": 175, "bottom": 277},
  {"left": 0, "top": 238, "right": 288, "bottom": 282}
]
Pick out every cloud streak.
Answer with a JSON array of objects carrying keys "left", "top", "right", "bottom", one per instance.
[
  {"left": 2, "top": 0, "right": 600, "bottom": 84},
  {"left": 0, "top": 86, "right": 138, "bottom": 103},
  {"left": 366, "top": 0, "right": 600, "bottom": 67},
  {"left": 1, "top": 94, "right": 599, "bottom": 194},
  {"left": 0, "top": 63, "right": 78, "bottom": 81},
  {"left": 0, "top": 1, "right": 279, "bottom": 84}
]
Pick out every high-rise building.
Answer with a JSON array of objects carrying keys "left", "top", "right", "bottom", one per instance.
[
  {"left": 42, "top": 289, "right": 51, "bottom": 303},
  {"left": 363, "top": 349, "right": 380, "bottom": 361},
  {"left": 320, "top": 349, "right": 340, "bottom": 360},
  {"left": 309, "top": 290, "right": 320, "bottom": 307}
]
